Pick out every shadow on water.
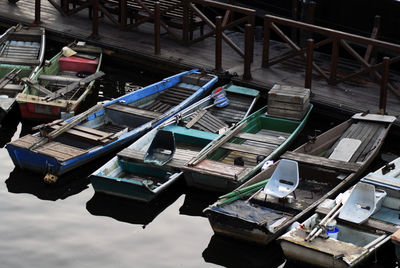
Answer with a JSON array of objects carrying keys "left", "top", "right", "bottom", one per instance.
[
  {"left": 5, "top": 148, "right": 118, "bottom": 201},
  {"left": 5, "top": 167, "right": 90, "bottom": 201},
  {"left": 203, "top": 235, "right": 286, "bottom": 268},
  {"left": 179, "top": 187, "right": 221, "bottom": 217},
  {"left": 86, "top": 180, "right": 185, "bottom": 227},
  {"left": 0, "top": 105, "right": 20, "bottom": 148}
]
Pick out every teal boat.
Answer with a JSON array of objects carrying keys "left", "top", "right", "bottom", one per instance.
[
  {"left": 0, "top": 25, "right": 45, "bottom": 123},
  {"left": 182, "top": 103, "right": 313, "bottom": 193},
  {"left": 90, "top": 84, "right": 260, "bottom": 202}
]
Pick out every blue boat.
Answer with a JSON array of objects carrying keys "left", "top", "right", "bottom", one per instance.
[
  {"left": 89, "top": 84, "right": 260, "bottom": 202},
  {"left": 6, "top": 69, "right": 217, "bottom": 183}
]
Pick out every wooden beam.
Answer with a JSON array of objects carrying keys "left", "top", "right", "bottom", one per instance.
[{"left": 281, "top": 151, "right": 362, "bottom": 173}]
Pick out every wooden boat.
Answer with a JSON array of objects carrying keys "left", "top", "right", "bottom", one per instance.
[
  {"left": 203, "top": 113, "right": 396, "bottom": 245},
  {"left": 181, "top": 103, "right": 313, "bottom": 193},
  {"left": 17, "top": 41, "right": 103, "bottom": 121},
  {"left": 6, "top": 69, "right": 217, "bottom": 183},
  {"left": 0, "top": 25, "right": 45, "bottom": 123},
  {"left": 89, "top": 84, "right": 260, "bottom": 202},
  {"left": 279, "top": 156, "right": 400, "bottom": 268}
]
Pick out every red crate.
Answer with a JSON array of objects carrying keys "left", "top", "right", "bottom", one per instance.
[{"left": 59, "top": 56, "right": 98, "bottom": 73}]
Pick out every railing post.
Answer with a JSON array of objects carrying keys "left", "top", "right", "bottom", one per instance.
[
  {"left": 243, "top": 23, "right": 253, "bottom": 80},
  {"left": 305, "top": 38, "right": 314, "bottom": 90},
  {"left": 215, "top": 16, "right": 223, "bottom": 72},
  {"left": 120, "top": 0, "right": 127, "bottom": 28},
  {"left": 329, "top": 38, "right": 339, "bottom": 84},
  {"left": 249, "top": 15, "right": 255, "bottom": 62},
  {"left": 183, "top": 0, "right": 190, "bottom": 44},
  {"left": 262, "top": 19, "right": 270, "bottom": 68},
  {"left": 154, "top": 2, "right": 161, "bottom": 55},
  {"left": 35, "top": 0, "right": 41, "bottom": 25},
  {"left": 379, "top": 57, "right": 390, "bottom": 115},
  {"left": 91, "top": 0, "right": 99, "bottom": 39}
]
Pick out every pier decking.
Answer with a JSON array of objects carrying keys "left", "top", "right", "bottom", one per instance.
[{"left": 2, "top": 0, "right": 400, "bottom": 121}]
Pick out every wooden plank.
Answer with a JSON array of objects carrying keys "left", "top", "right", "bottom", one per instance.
[
  {"left": 0, "top": 57, "right": 40, "bottom": 65},
  {"left": 392, "top": 229, "right": 400, "bottom": 243},
  {"left": 281, "top": 151, "right": 362, "bottom": 173},
  {"left": 118, "top": 147, "right": 198, "bottom": 169},
  {"left": 220, "top": 142, "right": 276, "bottom": 156},
  {"left": 106, "top": 103, "right": 162, "bottom": 119},
  {"left": 235, "top": 132, "right": 286, "bottom": 145},
  {"left": 185, "top": 109, "right": 207, "bottom": 128}
]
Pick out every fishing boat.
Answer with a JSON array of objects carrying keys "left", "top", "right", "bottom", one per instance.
[
  {"left": 6, "top": 69, "right": 217, "bottom": 183},
  {"left": 89, "top": 84, "right": 260, "bottom": 202},
  {"left": 279, "top": 156, "right": 400, "bottom": 268},
  {"left": 17, "top": 41, "right": 103, "bottom": 121},
  {"left": 0, "top": 25, "right": 45, "bottom": 123},
  {"left": 182, "top": 85, "right": 313, "bottom": 193},
  {"left": 203, "top": 112, "right": 396, "bottom": 245}
]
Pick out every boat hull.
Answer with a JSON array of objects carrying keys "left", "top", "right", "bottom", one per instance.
[
  {"left": 7, "top": 69, "right": 218, "bottom": 178},
  {"left": 183, "top": 105, "right": 313, "bottom": 193}
]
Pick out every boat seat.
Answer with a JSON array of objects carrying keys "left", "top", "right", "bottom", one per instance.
[
  {"left": 144, "top": 130, "right": 176, "bottom": 166},
  {"left": 339, "top": 182, "right": 386, "bottom": 224},
  {"left": 263, "top": 159, "right": 299, "bottom": 198},
  {"left": 328, "top": 138, "right": 361, "bottom": 162}
]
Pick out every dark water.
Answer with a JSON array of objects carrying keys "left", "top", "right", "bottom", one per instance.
[{"left": 0, "top": 54, "right": 399, "bottom": 268}]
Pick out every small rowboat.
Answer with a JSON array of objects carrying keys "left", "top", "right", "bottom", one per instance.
[
  {"left": 181, "top": 102, "right": 313, "bottom": 193},
  {"left": 17, "top": 42, "right": 103, "bottom": 121},
  {"left": 279, "top": 156, "right": 400, "bottom": 268},
  {"left": 7, "top": 69, "right": 217, "bottom": 183},
  {"left": 90, "top": 84, "right": 260, "bottom": 202},
  {"left": 204, "top": 113, "right": 396, "bottom": 245},
  {"left": 0, "top": 25, "right": 45, "bottom": 123}
]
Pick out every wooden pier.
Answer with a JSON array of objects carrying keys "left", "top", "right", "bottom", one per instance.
[{"left": 2, "top": 0, "right": 400, "bottom": 122}]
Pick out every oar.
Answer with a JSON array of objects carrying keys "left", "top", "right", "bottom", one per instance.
[
  {"left": 29, "top": 103, "right": 102, "bottom": 150},
  {"left": 305, "top": 192, "right": 347, "bottom": 241},
  {"left": 216, "top": 178, "right": 270, "bottom": 207}
]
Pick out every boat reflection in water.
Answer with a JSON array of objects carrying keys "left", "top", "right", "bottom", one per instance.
[
  {"left": 86, "top": 180, "right": 184, "bottom": 227},
  {"left": 203, "top": 234, "right": 286, "bottom": 268},
  {"left": 179, "top": 187, "right": 220, "bottom": 217},
  {"left": 6, "top": 167, "right": 91, "bottom": 201}
]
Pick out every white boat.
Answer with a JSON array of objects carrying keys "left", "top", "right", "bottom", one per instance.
[{"left": 279, "top": 156, "right": 400, "bottom": 268}]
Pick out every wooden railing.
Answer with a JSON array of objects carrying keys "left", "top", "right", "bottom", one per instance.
[
  {"left": 40, "top": 0, "right": 255, "bottom": 79},
  {"left": 262, "top": 14, "right": 400, "bottom": 114}
]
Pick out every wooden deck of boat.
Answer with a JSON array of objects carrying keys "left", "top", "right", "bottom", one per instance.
[
  {"left": 118, "top": 143, "right": 201, "bottom": 169},
  {"left": 2, "top": 0, "right": 400, "bottom": 119},
  {"left": 220, "top": 129, "right": 289, "bottom": 167}
]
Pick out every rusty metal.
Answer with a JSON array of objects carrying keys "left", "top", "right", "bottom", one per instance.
[
  {"left": 215, "top": 16, "right": 222, "bottom": 72},
  {"left": 305, "top": 39, "right": 314, "bottom": 90},
  {"left": 243, "top": 23, "right": 252, "bottom": 80},
  {"left": 35, "top": 0, "right": 41, "bottom": 25},
  {"left": 154, "top": 1, "right": 160, "bottom": 55},
  {"left": 380, "top": 57, "right": 390, "bottom": 115}
]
